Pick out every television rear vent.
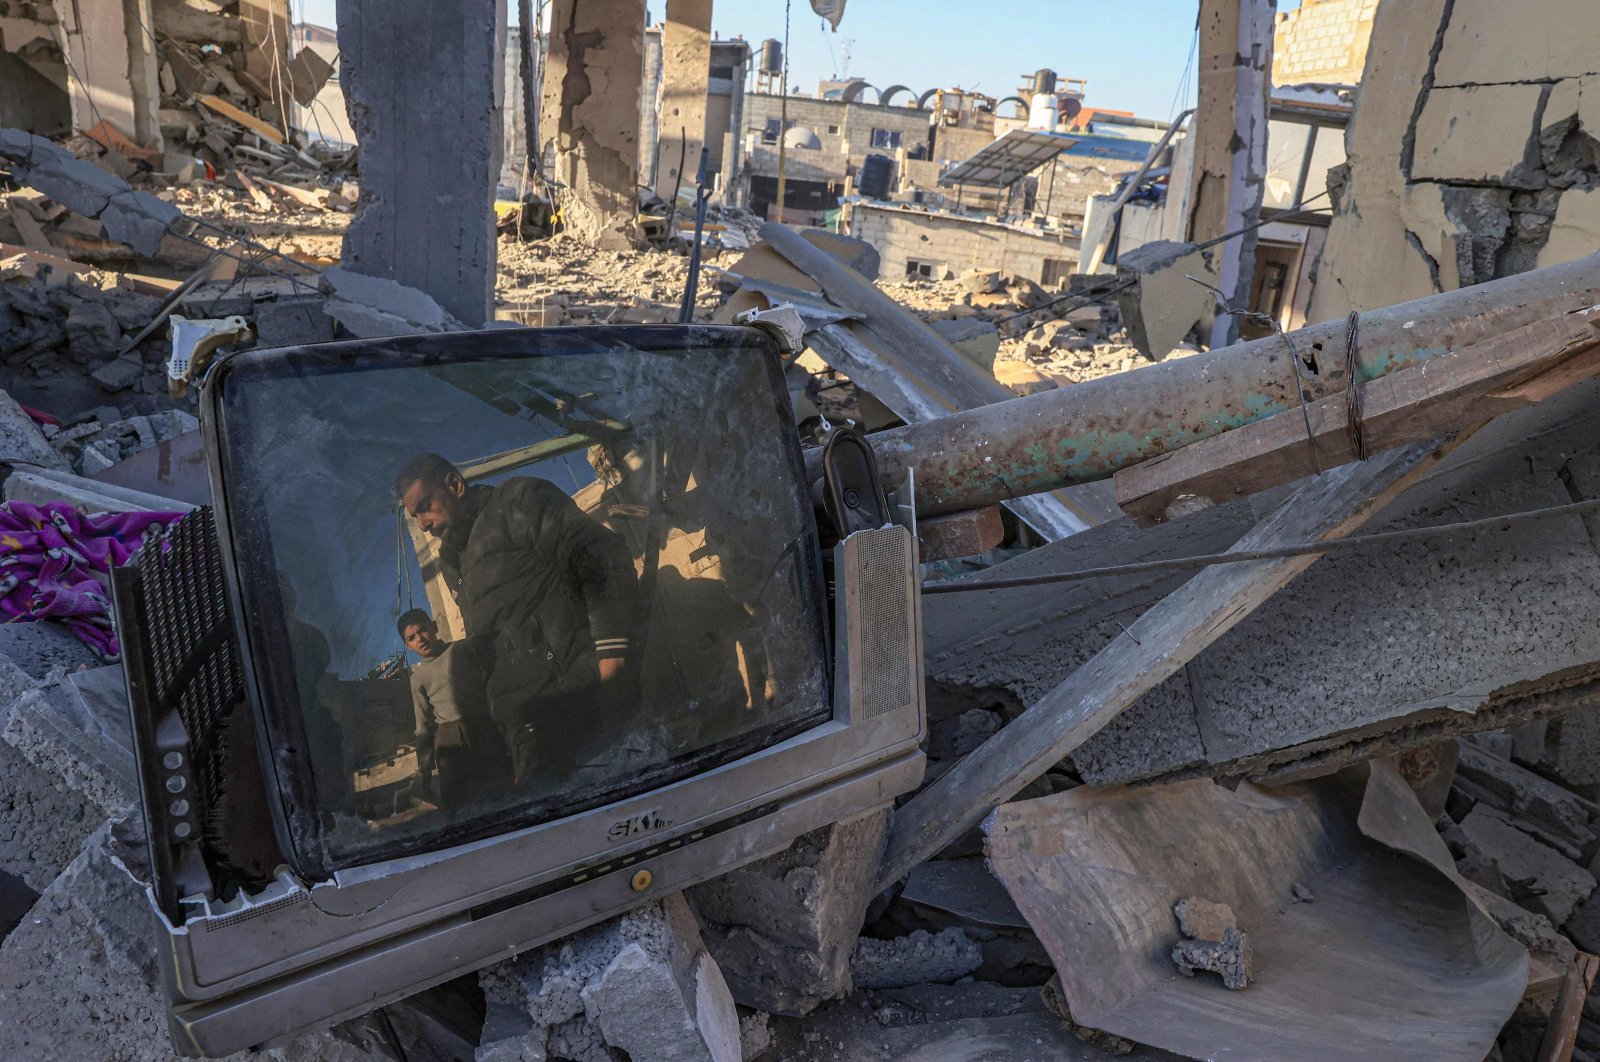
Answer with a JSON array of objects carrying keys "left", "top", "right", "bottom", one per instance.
[{"left": 851, "top": 527, "right": 916, "bottom": 718}]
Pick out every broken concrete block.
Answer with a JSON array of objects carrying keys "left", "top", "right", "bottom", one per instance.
[
  {"left": 2, "top": 666, "right": 138, "bottom": 816},
  {"left": 1459, "top": 805, "right": 1597, "bottom": 926},
  {"left": 1454, "top": 738, "right": 1599, "bottom": 862},
  {"left": 1172, "top": 926, "right": 1253, "bottom": 990},
  {"left": 958, "top": 267, "right": 1002, "bottom": 294},
  {"left": 65, "top": 299, "right": 122, "bottom": 360},
  {"left": 850, "top": 928, "right": 984, "bottom": 990},
  {"left": 1173, "top": 896, "right": 1237, "bottom": 941},
  {"left": 1114, "top": 239, "right": 1216, "bottom": 361},
  {"left": 478, "top": 893, "right": 739, "bottom": 1062},
  {"left": 100, "top": 191, "right": 182, "bottom": 257},
  {"left": 993, "top": 360, "right": 1057, "bottom": 397},
  {"left": 255, "top": 297, "right": 338, "bottom": 348},
  {"left": 926, "top": 317, "right": 1001, "bottom": 373},
  {"left": 0, "top": 388, "right": 69, "bottom": 470},
  {"left": 89, "top": 354, "right": 145, "bottom": 393},
  {"left": 689, "top": 807, "right": 890, "bottom": 1015},
  {"left": 0, "top": 823, "right": 401, "bottom": 1060},
  {"left": 321, "top": 267, "right": 467, "bottom": 339}
]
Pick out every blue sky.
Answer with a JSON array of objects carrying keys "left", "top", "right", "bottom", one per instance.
[{"left": 290, "top": 1, "right": 1302, "bottom": 122}]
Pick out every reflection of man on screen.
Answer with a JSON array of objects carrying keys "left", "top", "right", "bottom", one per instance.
[
  {"left": 399, "top": 608, "right": 511, "bottom": 811},
  {"left": 394, "top": 453, "right": 638, "bottom": 787}
]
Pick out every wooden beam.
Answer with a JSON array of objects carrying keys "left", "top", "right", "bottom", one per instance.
[
  {"left": 1114, "top": 311, "right": 1600, "bottom": 525},
  {"left": 877, "top": 434, "right": 1467, "bottom": 890},
  {"left": 196, "top": 94, "right": 287, "bottom": 145}
]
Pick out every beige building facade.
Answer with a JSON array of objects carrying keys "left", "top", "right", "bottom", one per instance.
[{"left": 1272, "top": 0, "right": 1378, "bottom": 86}]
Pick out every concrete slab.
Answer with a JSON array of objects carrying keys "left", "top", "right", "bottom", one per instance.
[{"left": 925, "top": 378, "right": 1600, "bottom": 787}]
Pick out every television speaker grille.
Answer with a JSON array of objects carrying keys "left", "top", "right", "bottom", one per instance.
[{"left": 852, "top": 527, "right": 915, "bottom": 718}]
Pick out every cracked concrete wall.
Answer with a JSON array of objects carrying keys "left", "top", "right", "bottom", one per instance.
[
  {"left": 541, "top": 0, "right": 646, "bottom": 250},
  {"left": 1307, "top": 0, "right": 1600, "bottom": 323}
]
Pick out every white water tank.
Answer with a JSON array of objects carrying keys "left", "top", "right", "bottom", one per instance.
[{"left": 1027, "top": 93, "right": 1060, "bottom": 132}]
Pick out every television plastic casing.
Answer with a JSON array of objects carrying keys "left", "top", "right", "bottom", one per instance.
[{"left": 113, "top": 325, "right": 927, "bottom": 1056}]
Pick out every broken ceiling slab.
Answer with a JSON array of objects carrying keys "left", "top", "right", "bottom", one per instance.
[
  {"left": 1411, "top": 84, "right": 1546, "bottom": 186},
  {"left": 985, "top": 761, "right": 1527, "bottom": 1062},
  {"left": 0, "top": 130, "right": 128, "bottom": 219},
  {"left": 925, "top": 377, "right": 1600, "bottom": 789},
  {"left": 1113, "top": 239, "right": 1216, "bottom": 360},
  {"left": 320, "top": 267, "right": 467, "bottom": 339}
]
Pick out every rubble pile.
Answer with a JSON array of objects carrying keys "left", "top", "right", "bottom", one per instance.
[{"left": 878, "top": 269, "right": 1165, "bottom": 398}]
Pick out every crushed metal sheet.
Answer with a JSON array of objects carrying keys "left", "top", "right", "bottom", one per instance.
[{"left": 984, "top": 760, "right": 1528, "bottom": 1062}]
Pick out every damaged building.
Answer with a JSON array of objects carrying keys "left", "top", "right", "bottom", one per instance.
[{"left": 7, "top": 0, "right": 1600, "bottom": 1060}]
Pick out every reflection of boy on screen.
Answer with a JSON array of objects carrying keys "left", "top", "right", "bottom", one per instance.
[
  {"left": 399, "top": 608, "right": 511, "bottom": 811},
  {"left": 394, "top": 454, "right": 638, "bottom": 788}
]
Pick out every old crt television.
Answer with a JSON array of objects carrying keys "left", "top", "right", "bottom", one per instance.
[{"left": 111, "top": 325, "right": 926, "bottom": 1056}]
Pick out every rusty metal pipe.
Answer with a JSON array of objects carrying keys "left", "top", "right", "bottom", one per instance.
[{"left": 844, "top": 255, "right": 1600, "bottom": 517}]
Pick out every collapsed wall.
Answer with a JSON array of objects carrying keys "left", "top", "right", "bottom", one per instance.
[{"left": 1308, "top": 0, "right": 1600, "bottom": 321}]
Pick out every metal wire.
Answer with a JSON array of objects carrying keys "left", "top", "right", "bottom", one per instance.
[{"left": 923, "top": 495, "right": 1600, "bottom": 595}]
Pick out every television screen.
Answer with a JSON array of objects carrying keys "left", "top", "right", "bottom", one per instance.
[{"left": 208, "top": 328, "right": 830, "bottom": 875}]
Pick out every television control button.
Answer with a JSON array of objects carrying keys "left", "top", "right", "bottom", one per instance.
[{"left": 630, "top": 869, "right": 653, "bottom": 892}]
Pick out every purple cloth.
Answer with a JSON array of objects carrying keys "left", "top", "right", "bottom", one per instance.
[{"left": 0, "top": 501, "right": 182, "bottom": 661}]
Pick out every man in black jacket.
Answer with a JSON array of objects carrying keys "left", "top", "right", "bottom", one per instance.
[{"left": 394, "top": 453, "right": 638, "bottom": 789}]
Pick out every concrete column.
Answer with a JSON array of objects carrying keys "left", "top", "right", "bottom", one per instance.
[
  {"left": 541, "top": 0, "right": 646, "bottom": 249},
  {"left": 336, "top": 0, "right": 503, "bottom": 327},
  {"left": 654, "top": 0, "right": 713, "bottom": 203},
  {"left": 1185, "top": 0, "right": 1275, "bottom": 348},
  {"left": 54, "top": 0, "right": 163, "bottom": 152}
]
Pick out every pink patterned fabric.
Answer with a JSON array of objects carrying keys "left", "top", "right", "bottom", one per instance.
[{"left": 0, "top": 501, "right": 181, "bottom": 661}]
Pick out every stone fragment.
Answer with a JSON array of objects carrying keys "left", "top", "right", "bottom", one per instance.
[
  {"left": 1459, "top": 806, "right": 1597, "bottom": 926},
  {"left": 849, "top": 927, "right": 983, "bottom": 990},
  {"left": 0, "top": 389, "right": 69, "bottom": 470},
  {"left": 478, "top": 893, "right": 739, "bottom": 1062},
  {"left": 958, "top": 267, "right": 1002, "bottom": 294},
  {"left": 1174, "top": 895, "right": 1237, "bottom": 941},
  {"left": 689, "top": 807, "right": 889, "bottom": 1015},
  {"left": 737, "top": 1010, "right": 771, "bottom": 1061},
  {"left": 1291, "top": 883, "right": 1315, "bottom": 903},
  {"left": 1172, "top": 926, "right": 1253, "bottom": 990}
]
